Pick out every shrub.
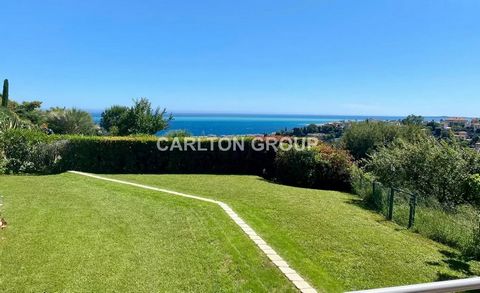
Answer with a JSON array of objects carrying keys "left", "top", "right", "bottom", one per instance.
[
  {"left": 365, "top": 137, "right": 480, "bottom": 208},
  {"left": 351, "top": 166, "right": 379, "bottom": 206},
  {"left": 2, "top": 131, "right": 276, "bottom": 175},
  {"left": 53, "top": 136, "right": 277, "bottom": 175},
  {"left": 341, "top": 121, "right": 427, "bottom": 160},
  {"left": 0, "top": 129, "right": 63, "bottom": 174},
  {"left": 46, "top": 108, "right": 97, "bottom": 135},
  {"left": 274, "top": 144, "right": 353, "bottom": 191},
  {"left": 100, "top": 98, "right": 172, "bottom": 135},
  {"left": 1, "top": 130, "right": 354, "bottom": 192},
  {"left": 165, "top": 129, "right": 192, "bottom": 138},
  {"left": 466, "top": 174, "right": 480, "bottom": 206},
  {"left": 0, "top": 108, "right": 32, "bottom": 132}
]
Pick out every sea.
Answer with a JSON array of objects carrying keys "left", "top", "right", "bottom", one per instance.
[{"left": 90, "top": 112, "right": 444, "bottom": 136}]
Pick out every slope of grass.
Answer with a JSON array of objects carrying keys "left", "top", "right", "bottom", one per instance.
[
  {"left": 0, "top": 174, "right": 294, "bottom": 292},
  {"left": 108, "top": 174, "right": 480, "bottom": 292}
]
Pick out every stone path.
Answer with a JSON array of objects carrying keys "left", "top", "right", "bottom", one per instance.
[{"left": 69, "top": 171, "right": 317, "bottom": 293}]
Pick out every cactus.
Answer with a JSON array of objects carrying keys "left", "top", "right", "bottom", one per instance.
[{"left": 1, "top": 79, "right": 8, "bottom": 107}]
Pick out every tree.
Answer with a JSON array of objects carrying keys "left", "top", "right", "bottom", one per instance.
[
  {"left": 306, "top": 123, "right": 318, "bottom": 133},
  {"left": 401, "top": 114, "right": 424, "bottom": 126},
  {"left": 100, "top": 98, "right": 172, "bottom": 136},
  {"left": 165, "top": 129, "right": 192, "bottom": 138},
  {"left": 46, "top": 108, "right": 97, "bottom": 135},
  {"left": 100, "top": 105, "right": 128, "bottom": 135},
  {"left": 1, "top": 79, "right": 9, "bottom": 107},
  {"left": 9, "top": 100, "right": 44, "bottom": 125},
  {"left": 365, "top": 137, "right": 480, "bottom": 207},
  {"left": 341, "top": 121, "right": 427, "bottom": 160}
]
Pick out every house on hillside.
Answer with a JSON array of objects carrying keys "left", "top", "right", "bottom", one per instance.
[
  {"left": 455, "top": 131, "right": 469, "bottom": 140},
  {"left": 475, "top": 142, "right": 480, "bottom": 152},
  {"left": 444, "top": 117, "right": 468, "bottom": 128},
  {"left": 471, "top": 118, "right": 480, "bottom": 131}
]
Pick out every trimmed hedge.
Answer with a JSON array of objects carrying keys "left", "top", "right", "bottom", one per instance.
[
  {"left": 1, "top": 129, "right": 353, "bottom": 191},
  {"left": 0, "top": 130, "right": 276, "bottom": 175},
  {"left": 56, "top": 136, "right": 276, "bottom": 175},
  {"left": 274, "top": 144, "right": 353, "bottom": 191}
]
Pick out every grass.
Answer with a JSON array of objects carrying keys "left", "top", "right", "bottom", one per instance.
[
  {"left": 1, "top": 173, "right": 480, "bottom": 292},
  {"left": 106, "top": 174, "right": 480, "bottom": 292},
  {"left": 0, "top": 174, "right": 294, "bottom": 292},
  {"left": 355, "top": 179, "right": 478, "bottom": 255}
]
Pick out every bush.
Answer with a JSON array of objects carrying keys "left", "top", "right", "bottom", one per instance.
[
  {"left": 46, "top": 108, "right": 97, "bottom": 135},
  {"left": 100, "top": 98, "right": 172, "bottom": 135},
  {"left": 52, "top": 136, "right": 277, "bottom": 175},
  {"left": 1, "top": 130, "right": 354, "bottom": 192},
  {"left": 351, "top": 166, "right": 380, "bottom": 207},
  {"left": 365, "top": 137, "right": 480, "bottom": 208},
  {"left": 165, "top": 129, "right": 192, "bottom": 138},
  {"left": 0, "top": 129, "right": 64, "bottom": 174},
  {"left": 466, "top": 174, "right": 480, "bottom": 206},
  {"left": 274, "top": 144, "right": 353, "bottom": 191},
  {"left": 1, "top": 131, "right": 276, "bottom": 175},
  {"left": 341, "top": 121, "right": 427, "bottom": 160},
  {"left": 0, "top": 108, "right": 32, "bottom": 132}
]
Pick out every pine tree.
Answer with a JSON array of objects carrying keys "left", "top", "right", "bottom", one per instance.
[{"left": 1, "top": 79, "right": 8, "bottom": 107}]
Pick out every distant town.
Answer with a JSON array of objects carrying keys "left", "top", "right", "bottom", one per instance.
[{"left": 277, "top": 116, "right": 480, "bottom": 152}]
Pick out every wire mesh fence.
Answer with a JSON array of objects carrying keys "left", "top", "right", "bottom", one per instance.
[
  {"left": 352, "top": 175, "right": 479, "bottom": 255},
  {"left": 353, "top": 177, "right": 457, "bottom": 230}
]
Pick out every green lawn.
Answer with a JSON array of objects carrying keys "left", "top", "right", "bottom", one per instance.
[
  {"left": 106, "top": 174, "right": 480, "bottom": 292},
  {"left": 0, "top": 174, "right": 294, "bottom": 292},
  {"left": 1, "top": 173, "right": 479, "bottom": 293}
]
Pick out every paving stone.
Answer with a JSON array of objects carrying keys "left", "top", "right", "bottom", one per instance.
[{"left": 286, "top": 273, "right": 304, "bottom": 282}]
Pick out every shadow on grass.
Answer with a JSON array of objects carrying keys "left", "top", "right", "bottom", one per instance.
[
  {"left": 347, "top": 197, "right": 479, "bottom": 281},
  {"left": 430, "top": 250, "right": 476, "bottom": 282},
  {"left": 439, "top": 250, "right": 474, "bottom": 275},
  {"left": 345, "top": 198, "right": 391, "bottom": 221}
]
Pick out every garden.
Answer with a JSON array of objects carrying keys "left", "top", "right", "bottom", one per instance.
[{"left": 2, "top": 84, "right": 480, "bottom": 292}]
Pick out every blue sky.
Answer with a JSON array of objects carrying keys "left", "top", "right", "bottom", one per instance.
[{"left": 1, "top": 0, "right": 480, "bottom": 116}]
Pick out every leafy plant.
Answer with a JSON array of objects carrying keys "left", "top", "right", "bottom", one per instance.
[
  {"left": 165, "top": 129, "right": 192, "bottom": 138},
  {"left": 0, "top": 108, "right": 31, "bottom": 133},
  {"left": 100, "top": 98, "right": 172, "bottom": 135},
  {"left": 0, "top": 129, "right": 63, "bottom": 174},
  {"left": 46, "top": 108, "right": 97, "bottom": 135},
  {"left": 274, "top": 144, "right": 353, "bottom": 191},
  {"left": 365, "top": 137, "right": 480, "bottom": 207},
  {"left": 341, "top": 121, "right": 427, "bottom": 160}
]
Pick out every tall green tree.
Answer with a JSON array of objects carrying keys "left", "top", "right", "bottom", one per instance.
[
  {"left": 402, "top": 114, "right": 424, "bottom": 126},
  {"left": 341, "top": 121, "right": 427, "bottom": 160},
  {"left": 100, "top": 98, "right": 172, "bottom": 136},
  {"left": 9, "top": 100, "right": 44, "bottom": 125},
  {"left": 1, "top": 79, "right": 9, "bottom": 107}
]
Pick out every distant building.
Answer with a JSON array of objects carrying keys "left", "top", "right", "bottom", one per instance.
[
  {"left": 475, "top": 143, "right": 480, "bottom": 152},
  {"left": 444, "top": 117, "right": 468, "bottom": 128},
  {"left": 471, "top": 118, "right": 480, "bottom": 131},
  {"left": 455, "top": 131, "right": 469, "bottom": 140}
]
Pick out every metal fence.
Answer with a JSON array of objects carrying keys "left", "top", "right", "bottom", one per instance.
[{"left": 354, "top": 178, "right": 420, "bottom": 229}]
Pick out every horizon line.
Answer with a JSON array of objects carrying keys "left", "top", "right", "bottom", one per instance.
[{"left": 84, "top": 110, "right": 457, "bottom": 118}]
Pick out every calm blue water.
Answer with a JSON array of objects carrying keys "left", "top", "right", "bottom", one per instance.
[{"left": 91, "top": 112, "right": 437, "bottom": 136}]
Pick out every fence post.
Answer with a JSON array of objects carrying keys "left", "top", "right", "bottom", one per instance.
[
  {"left": 387, "top": 188, "right": 394, "bottom": 221},
  {"left": 408, "top": 193, "right": 417, "bottom": 229}
]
